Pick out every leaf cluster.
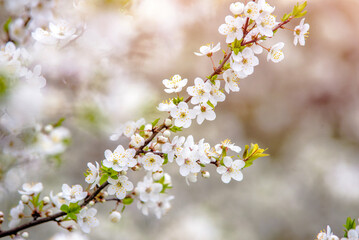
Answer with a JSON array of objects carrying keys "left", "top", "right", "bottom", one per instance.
[
  {"left": 242, "top": 143, "right": 269, "bottom": 169},
  {"left": 343, "top": 217, "right": 356, "bottom": 237},
  {"left": 60, "top": 203, "right": 81, "bottom": 221},
  {"left": 282, "top": 1, "right": 307, "bottom": 21}
]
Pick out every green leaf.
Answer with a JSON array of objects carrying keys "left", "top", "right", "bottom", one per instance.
[
  {"left": 207, "top": 101, "right": 215, "bottom": 109},
  {"left": 233, "top": 48, "right": 240, "bottom": 55},
  {"left": 60, "top": 204, "right": 69, "bottom": 212},
  {"left": 139, "top": 124, "right": 145, "bottom": 138},
  {"left": 243, "top": 143, "right": 269, "bottom": 169},
  {"left": 68, "top": 213, "right": 77, "bottom": 221},
  {"left": 3, "top": 17, "right": 12, "bottom": 33},
  {"left": 169, "top": 126, "right": 182, "bottom": 133},
  {"left": 223, "top": 62, "right": 231, "bottom": 71},
  {"left": 52, "top": 117, "right": 65, "bottom": 128},
  {"left": 68, "top": 202, "right": 81, "bottom": 212},
  {"left": 160, "top": 183, "right": 172, "bottom": 193},
  {"left": 122, "top": 197, "right": 133, "bottom": 205},
  {"left": 163, "top": 154, "right": 168, "bottom": 165},
  {"left": 151, "top": 118, "right": 160, "bottom": 127},
  {"left": 295, "top": 10, "right": 307, "bottom": 18},
  {"left": 281, "top": 13, "right": 291, "bottom": 22},
  {"left": 172, "top": 97, "right": 184, "bottom": 105},
  {"left": 99, "top": 174, "right": 109, "bottom": 185}
]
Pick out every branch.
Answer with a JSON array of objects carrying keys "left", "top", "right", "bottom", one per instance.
[{"left": 0, "top": 33, "right": 234, "bottom": 239}]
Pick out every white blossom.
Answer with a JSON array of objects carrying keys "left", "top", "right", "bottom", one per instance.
[
  {"left": 130, "top": 133, "right": 145, "bottom": 148},
  {"left": 103, "top": 145, "right": 136, "bottom": 171},
  {"left": 170, "top": 102, "right": 196, "bottom": 128},
  {"left": 267, "top": 42, "right": 285, "bottom": 63},
  {"left": 194, "top": 42, "right": 220, "bottom": 57},
  {"left": 85, "top": 162, "right": 100, "bottom": 189},
  {"left": 162, "top": 74, "right": 188, "bottom": 93},
  {"left": 162, "top": 136, "right": 185, "bottom": 162},
  {"left": 194, "top": 103, "right": 216, "bottom": 124},
  {"left": 61, "top": 184, "right": 87, "bottom": 203},
  {"left": 218, "top": 15, "right": 245, "bottom": 43},
  {"left": 231, "top": 48, "right": 259, "bottom": 76},
  {"left": 9, "top": 201, "right": 24, "bottom": 228},
  {"left": 141, "top": 153, "right": 164, "bottom": 172},
  {"left": 152, "top": 194, "right": 174, "bottom": 219},
  {"left": 157, "top": 99, "right": 176, "bottom": 112},
  {"left": 256, "top": 14, "right": 277, "bottom": 37},
  {"left": 208, "top": 80, "right": 225, "bottom": 106},
  {"left": 32, "top": 28, "right": 57, "bottom": 45},
  {"left": 294, "top": 18, "right": 310, "bottom": 46},
  {"left": 187, "top": 77, "right": 212, "bottom": 105},
  {"left": 258, "top": 0, "right": 275, "bottom": 14},
  {"left": 136, "top": 174, "right": 163, "bottom": 202},
  {"left": 223, "top": 69, "right": 242, "bottom": 94},
  {"left": 49, "top": 20, "right": 77, "bottom": 40},
  {"left": 176, "top": 148, "right": 201, "bottom": 177},
  {"left": 244, "top": 2, "right": 260, "bottom": 20},
  {"left": 78, "top": 208, "right": 99, "bottom": 233},
  {"left": 107, "top": 176, "right": 134, "bottom": 200},
  {"left": 216, "top": 157, "right": 245, "bottom": 183},
  {"left": 18, "top": 182, "right": 43, "bottom": 195}
]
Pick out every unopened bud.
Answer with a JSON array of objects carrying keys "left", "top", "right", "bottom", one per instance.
[
  {"left": 165, "top": 118, "right": 172, "bottom": 127},
  {"left": 132, "top": 165, "right": 140, "bottom": 171},
  {"left": 43, "top": 196, "right": 50, "bottom": 204},
  {"left": 153, "top": 144, "right": 161, "bottom": 151},
  {"left": 202, "top": 171, "right": 210, "bottom": 178},
  {"left": 21, "top": 232, "right": 29, "bottom": 238},
  {"left": 153, "top": 171, "right": 164, "bottom": 181},
  {"left": 120, "top": 170, "right": 127, "bottom": 175},
  {"left": 109, "top": 211, "right": 122, "bottom": 223},
  {"left": 89, "top": 200, "right": 95, "bottom": 206},
  {"left": 46, "top": 210, "right": 53, "bottom": 216},
  {"left": 0, "top": 217, "right": 4, "bottom": 224},
  {"left": 21, "top": 195, "right": 29, "bottom": 204},
  {"left": 163, "top": 130, "right": 171, "bottom": 138},
  {"left": 164, "top": 173, "right": 172, "bottom": 186},
  {"left": 44, "top": 124, "right": 53, "bottom": 132},
  {"left": 103, "top": 191, "right": 109, "bottom": 198},
  {"left": 157, "top": 136, "right": 167, "bottom": 144},
  {"left": 0, "top": 211, "right": 4, "bottom": 218}
]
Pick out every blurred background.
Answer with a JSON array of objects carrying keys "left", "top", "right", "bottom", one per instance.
[{"left": 1, "top": 0, "right": 359, "bottom": 239}]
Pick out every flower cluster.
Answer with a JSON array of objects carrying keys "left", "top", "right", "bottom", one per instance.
[
  {"left": 0, "top": 0, "right": 309, "bottom": 239},
  {"left": 4, "top": 0, "right": 83, "bottom": 46},
  {"left": 316, "top": 218, "right": 359, "bottom": 240}
]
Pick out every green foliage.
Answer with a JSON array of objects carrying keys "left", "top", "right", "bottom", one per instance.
[
  {"left": 169, "top": 126, "right": 182, "bottom": 133},
  {"left": 206, "top": 100, "right": 215, "bottom": 109},
  {"left": 139, "top": 124, "right": 146, "bottom": 138},
  {"left": 343, "top": 217, "right": 356, "bottom": 237},
  {"left": 0, "top": 73, "right": 14, "bottom": 100},
  {"left": 163, "top": 153, "right": 168, "bottom": 165},
  {"left": 172, "top": 97, "right": 184, "bottom": 105},
  {"left": 222, "top": 62, "right": 231, "bottom": 71},
  {"left": 230, "top": 39, "right": 246, "bottom": 54},
  {"left": 52, "top": 117, "right": 65, "bottom": 128},
  {"left": 60, "top": 203, "right": 81, "bottom": 221},
  {"left": 282, "top": 1, "right": 307, "bottom": 21},
  {"left": 122, "top": 197, "right": 133, "bottom": 205},
  {"left": 3, "top": 17, "right": 12, "bottom": 33},
  {"left": 30, "top": 193, "right": 41, "bottom": 208},
  {"left": 209, "top": 74, "right": 218, "bottom": 85},
  {"left": 99, "top": 166, "right": 118, "bottom": 185},
  {"left": 242, "top": 143, "right": 269, "bottom": 169},
  {"left": 151, "top": 118, "right": 160, "bottom": 127},
  {"left": 157, "top": 176, "right": 172, "bottom": 193}
]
